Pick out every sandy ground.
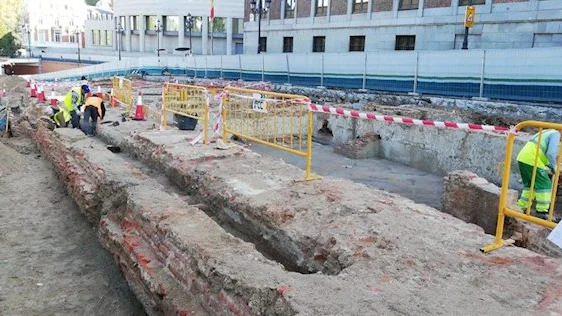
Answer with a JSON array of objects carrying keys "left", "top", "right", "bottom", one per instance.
[{"left": 0, "top": 138, "right": 145, "bottom": 316}]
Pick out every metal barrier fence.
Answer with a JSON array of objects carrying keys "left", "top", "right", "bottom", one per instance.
[
  {"left": 221, "top": 87, "right": 319, "bottom": 181},
  {"left": 162, "top": 83, "right": 210, "bottom": 144},
  {"left": 111, "top": 76, "right": 133, "bottom": 113},
  {"left": 482, "top": 121, "right": 562, "bottom": 253}
]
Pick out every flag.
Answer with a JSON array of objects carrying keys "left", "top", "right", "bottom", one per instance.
[{"left": 210, "top": 0, "right": 215, "bottom": 21}]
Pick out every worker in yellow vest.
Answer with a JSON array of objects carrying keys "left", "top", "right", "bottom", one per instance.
[
  {"left": 516, "top": 129, "right": 561, "bottom": 222},
  {"left": 80, "top": 96, "right": 106, "bottom": 136},
  {"left": 44, "top": 105, "right": 71, "bottom": 128},
  {"left": 63, "top": 84, "right": 89, "bottom": 128}
]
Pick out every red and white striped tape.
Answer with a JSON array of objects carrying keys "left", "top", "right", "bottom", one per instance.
[{"left": 308, "top": 104, "right": 509, "bottom": 133}]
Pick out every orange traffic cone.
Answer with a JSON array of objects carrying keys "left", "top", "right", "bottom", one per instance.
[
  {"left": 132, "top": 92, "right": 145, "bottom": 121},
  {"left": 30, "top": 84, "right": 37, "bottom": 98},
  {"left": 50, "top": 87, "right": 57, "bottom": 106},
  {"left": 37, "top": 85, "right": 46, "bottom": 102},
  {"left": 110, "top": 88, "right": 117, "bottom": 107},
  {"left": 96, "top": 86, "right": 103, "bottom": 98},
  {"left": 26, "top": 80, "right": 31, "bottom": 88}
]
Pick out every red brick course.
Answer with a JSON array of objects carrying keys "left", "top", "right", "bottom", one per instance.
[
  {"left": 297, "top": 0, "right": 311, "bottom": 17},
  {"left": 373, "top": 0, "right": 393, "bottom": 12},
  {"left": 425, "top": 0, "right": 452, "bottom": 8},
  {"left": 331, "top": 0, "right": 348, "bottom": 15}
]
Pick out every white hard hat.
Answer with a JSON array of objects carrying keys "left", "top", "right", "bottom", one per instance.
[{"left": 43, "top": 106, "right": 54, "bottom": 116}]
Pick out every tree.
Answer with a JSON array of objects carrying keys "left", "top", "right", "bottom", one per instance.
[
  {"left": 85, "top": 0, "right": 99, "bottom": 6},
  {"left": 0, "top": 32, "right": 20, "bottom": 57}
]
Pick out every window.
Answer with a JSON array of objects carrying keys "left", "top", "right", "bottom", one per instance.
[
  {"left": 211, "top": 17, "right": 226, "bottom": 33},
  {"left": 185, "top": 16, "right": 203, "bottom": 32},
  {"left": 315, "top": 0, "right": 328, "bottom": 17},
  {"left": 395, "top": 35, "right": 416, "bottom": 50},
  {"left": 259, "top": 37, "right": 267, "bottom": 52},
  {"left": 120, "top": 16, "right": 126, "bottom": 28},
  {"left": 283, "top": 37, "right": 293, "bottom": 53},
  {"left": 165, "top": 16, "right": 178, "bottom": 31},
  {"left": 399, "top": 0, "right": 419, "bottom": 10},
  {"left": 459, "top": 0, "right": 485, "bottom": 5},
  {"left": 130, "top": 16, "right": 138, "bottom": 30},
  {"left": 349, "top": 36, "right": 365, "bottom": 51},
  {"left": 232, "top": 18, "right": 243, "bottom": 34},
  {"left": 313, "top": 36, "right": 325, "bottom": 52},
  {"left": 91, "top": 30, "right": 95, "bottom": 45},
  {"left": 146, "top": 16, "right": 157, "bottom": 31},
  {"left": 54, "top": 32, "right": 61, "bottom": 42},
  {"left": 285, "top": 0, "right": 295, "bottom": 18},
  {"left": 99, "top": 30, "right": 105, "bottom": 46},
  {"left": 105, "top": 30, "right": 112, "bottom": 46},
  {"left": 353, "top": 0, "right": 368, "bottom": 13},
  {"left": 70, "top": 34, "right": 75, "bottom": 43}
]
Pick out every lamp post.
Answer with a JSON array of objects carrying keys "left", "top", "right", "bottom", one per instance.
[
  {"left": 461, "top": 0, "right": 473, "bottom": 50},
  {"left": 22, "top": 24, "right": 31, "bottom": 57},
  {"left": 185, "top": 13, "right": 193, "bottom": 55},
  {"left": 116, "top": 22, "right": 124, "bottom": 61},
  {"left": 155, "top": 18, "right": 162, "bottom": 57},
  {"left": 249, "top": 0, "right": 271, "bottom": 54},
  {"left": 75, "top": 28, "right": 81, "bottom": 65}
]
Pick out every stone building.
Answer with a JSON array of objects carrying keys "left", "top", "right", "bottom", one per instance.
[
  {"left": 113, "top": 0, "right": 245, "bottom": 56},
  {"left": 243, "top": 0, "right": 562, "bottom": 54}
]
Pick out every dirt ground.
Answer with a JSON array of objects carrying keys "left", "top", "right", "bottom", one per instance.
[{"left": 0, "top": 138, "right": 145, "bottom": 316}]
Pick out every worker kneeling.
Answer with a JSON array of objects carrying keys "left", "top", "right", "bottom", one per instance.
[
  {"left": 516, "top": 129, "right": 561, "bottom": 222},
  {"left": 80, "top": 96, "right": 106, "bottom": 137}
]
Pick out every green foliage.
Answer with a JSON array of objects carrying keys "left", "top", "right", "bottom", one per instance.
[
  {"left": 0, "top": 32, "right": 20, "bottom": 57},
  {"left": 85, "top": 0, "right": 99, "bottom": 6},
  {"left": 0, "top": 0, "right": 22, "bottom": 56},
  {"left": 211, "top": 18, "right": 226, "bottom": 33}
]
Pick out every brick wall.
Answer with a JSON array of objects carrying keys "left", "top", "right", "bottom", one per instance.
[
  {"left": 373, "top": 0, "right": 393, "bottom": 12},
  {"left": 297, "top": 0, "right": 311, "bottom": 17},
  {"left": 442, "top": 170, "right": 518, "bottom": 235},
  {"left": 269, "top": 0, "right": 282, "bottom": 20},
  {"left": 425, "top": 0, "right": 452, "bottom": 8},
  {"left": 331, "top": 0, "right": 348, "bottom": 16}
]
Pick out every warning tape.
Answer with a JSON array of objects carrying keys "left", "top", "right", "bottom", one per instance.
[{"left": 308, "top": 104, "right": 509, "bottom": 133}]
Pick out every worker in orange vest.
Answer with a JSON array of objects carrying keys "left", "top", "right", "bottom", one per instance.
[{"left": 80, "top": 96, "right": 106, "bottom": 137}]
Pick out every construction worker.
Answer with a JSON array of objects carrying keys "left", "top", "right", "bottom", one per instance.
[
  {"left": 44, "top": 105, "right": 71, "bottom": 128},
  {"left": 516, "top": 129, "right": 561, "bottom": 221},
  {"left": 80, "top": 96, "right": 106, "bottom": 136},
  {"left": 63, "top": 84, "right": 89, "bottom": 128}
]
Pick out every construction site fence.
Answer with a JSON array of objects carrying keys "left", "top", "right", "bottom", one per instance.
[
  {"left": 482, "top": 121, "right": 562, "bottom": 253},
  {"left": 162, "top": 83, "right": 210, "bottom": 144},
  {"left": 111, "top": 76, "right": 134, "bottom": 114},
  {"left": 31, "top": 48, "right": 562, "bottom": 104},
  {"left": 221, "top": 87, "right": 319, "bottom": 181}
]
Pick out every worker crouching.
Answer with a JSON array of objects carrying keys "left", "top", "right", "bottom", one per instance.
[
  {"left": 63, "top": 84, "right": 89, "bottom": 128},
  {"left": 80, "top": 96, "right": 106, "bottom": 137}
]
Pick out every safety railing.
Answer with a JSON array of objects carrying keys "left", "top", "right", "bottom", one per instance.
[
  {"left": 111, "top": 76, "right": 134, "bottom": 114},
  {"left": 221, "top": 87, "right": 319, "bottom": 181},
  {"left": 482, "top": 121, "right": 562, "bottom": 253},
  {"left": 161, "top": 83, "right": 210, "bottom": 144}
]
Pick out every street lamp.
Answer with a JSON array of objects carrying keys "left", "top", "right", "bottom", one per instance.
[
  {"left": 185, "top": 13, "right": 193, "bottom": 55},
  {"left": 22, "top": 24, "right": 31, "bottom": 57},
  {"left": 155, "top": 18, "right": 162, "bottom": 57},
  {"left": 461, "top": 0, "right": 473, "bottom": 50},
  {"left": 116, "top": 22, "right": 124, "bottom": 61},
  {"left": 249, "top": 0, "right": 271, "bottom": 54},
  {"left": 75, "top": 28, "right": 81, "bottom": 65}
]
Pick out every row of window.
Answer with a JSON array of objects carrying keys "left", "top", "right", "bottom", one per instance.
[
  {"left": 118, "top": 16, "right": 242, "bottom": 34},
  {"left": 261, "top": 35, "right": 416, "bottom": 53},
  {"left": 91, "top": 30, "right": 113, "bottom": 46},
  {"left": 280, "top": 0, "right": 485, "bottom": 18}
]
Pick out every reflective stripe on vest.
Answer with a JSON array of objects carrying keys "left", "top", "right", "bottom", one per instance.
[{"left": 63, "top": 87, "right": 83, "bottom": 111}]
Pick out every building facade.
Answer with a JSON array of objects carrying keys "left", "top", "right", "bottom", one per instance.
[
  {"left": 243, "top": 0, "right": 562, "bottom": 54},
  {"left": 113, "top": 0, "right": 245, "bottom": 56},
  {"left": 84, "top": 4, "right": 116, "bottom": 51},
  {"left": 22, "top": 0, "right": 88, "bottom": 50}
]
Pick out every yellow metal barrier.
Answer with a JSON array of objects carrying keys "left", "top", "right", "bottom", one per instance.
[
  {"left": 482, "top": 121, "right": 562, "bottom": 253},
  {"left": 221, "top": 87, "right": 319, "bottom": 181},
  {"left": 162, "top": 83, "right": 209, "bottom": 144},
  {"left": 142, "top": 105, "right": 162, "bottom": 125},
  {"left": 111, "top": 76, "right": 134, "bottom": 113}
]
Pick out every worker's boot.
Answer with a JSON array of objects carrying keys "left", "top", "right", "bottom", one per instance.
[{"left": 533, "top": 211, "right": 560, "bottom": 223}]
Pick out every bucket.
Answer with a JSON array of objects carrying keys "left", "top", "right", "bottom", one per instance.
[{"left": 174, "top": 114, "right": 198, "bottom": 131}]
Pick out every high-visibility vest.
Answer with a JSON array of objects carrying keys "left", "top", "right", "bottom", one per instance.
[
  {"left": 81, "top": 96, "right": 104, "bottom": 119},
  {"left": 517, "top": 129, "right": 559, "bottom": 169},
  {"left": 53, "top": 108, "right": 71, "bottom": 127},
  {"left": 63, "top": 87, "right": 83, "bottom": 112}
]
